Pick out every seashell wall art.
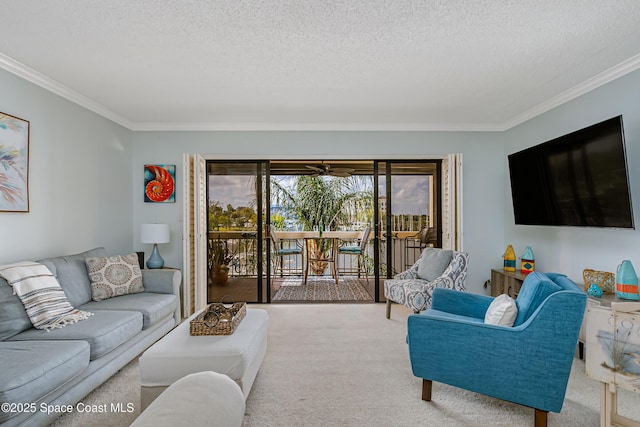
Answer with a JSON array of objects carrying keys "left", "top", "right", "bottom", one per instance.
[{"left": 144, "top": 164, "right": 176, "bottom": 203}]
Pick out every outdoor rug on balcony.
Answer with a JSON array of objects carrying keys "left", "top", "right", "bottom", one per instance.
[{"left": 272, "top": 277, "right": 372, "bottom": 302}]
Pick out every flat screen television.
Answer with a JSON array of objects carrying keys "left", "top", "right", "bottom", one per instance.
[{"left": 508, "top": 115, "right": 634, "bottom": 228}]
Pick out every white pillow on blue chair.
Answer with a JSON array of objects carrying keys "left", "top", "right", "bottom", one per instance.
[{"left": 484, "top": 294, "right": 518, "bottom": 327}]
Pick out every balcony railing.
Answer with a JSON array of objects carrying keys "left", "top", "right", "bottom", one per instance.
[{"left": 208, "top": 230, "right": 429, "bottom": 279}]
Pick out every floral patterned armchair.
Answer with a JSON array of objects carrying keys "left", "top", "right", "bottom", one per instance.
[{"left": 384, "top": 249, "right": 468, "bottom": 318}]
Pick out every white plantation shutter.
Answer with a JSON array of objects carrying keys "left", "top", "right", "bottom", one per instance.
[
  {"left": 182, "top": 153, "right": 208, "bottom": 316},
  {"left": 442, "top": 153, "right": 463, "bottom": 251},
  {"left": 182, "top": 153, "right": 194, "bottom": 317}
]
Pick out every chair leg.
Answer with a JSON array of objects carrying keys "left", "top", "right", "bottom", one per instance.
[
  {"left": 360, "top": 254, "right": 368, "bottom": 284},
  {"left": 386, "top": 299, "right": 391, "bottom": 319},
  {"left": 331, "top": 248, "right": 338, "bottom": 284},
  {"left": 422, "top": 379, "right": 432, "bottom": 401},
  {"left": 534, "top": 409, "right": 548, "bottom": 427},
  {"left": 578, "top": 341, "right": 584, "bottom": 360}
]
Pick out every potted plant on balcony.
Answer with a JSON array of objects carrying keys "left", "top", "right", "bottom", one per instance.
[{"left": 209, "top": 238, "right": 234, "bottom": 286}]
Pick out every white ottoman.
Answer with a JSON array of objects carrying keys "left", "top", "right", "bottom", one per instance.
[
  {"left": 131, "top": 371, "right": 245, "bottom": 427},
  {"left": 139, "top": 308, "right": 268, "bottom": 408}
]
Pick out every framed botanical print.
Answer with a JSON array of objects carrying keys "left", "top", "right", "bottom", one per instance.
[{"left": 0, "top": 112, "right": 30, "bottom": 212}]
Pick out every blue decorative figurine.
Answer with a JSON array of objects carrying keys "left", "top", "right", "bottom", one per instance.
[{"left": 587, "top": 283, "right": 603, "bottom": 298}]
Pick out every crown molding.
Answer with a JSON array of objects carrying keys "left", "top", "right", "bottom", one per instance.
[
  {"left": 130, "top": 121, "right": 503, "bottom": 132},
  {"left": 501, "top": 53, "right": 640, "bottom": 131},
  {"left": 0, "top": 53, "right": 133, "bottom": 129},
  {"left": 2, "top": 51, "right": 639, "bottom": 133}
]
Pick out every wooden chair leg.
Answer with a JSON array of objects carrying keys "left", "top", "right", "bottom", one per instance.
[
  {"left": 534, "top": 409, "right": 548, "bottom": 427},
  {"left": 386, "top": 299, "right": 391, "bottom": 319},
  {"left": 422, "top": 379, "right": 432, "bottom": 401}
]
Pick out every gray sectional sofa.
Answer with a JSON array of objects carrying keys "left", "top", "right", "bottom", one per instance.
[{"left": 0, "top": 248, "right": 181, "bottom": 427}]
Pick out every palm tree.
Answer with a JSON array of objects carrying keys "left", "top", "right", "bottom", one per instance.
[{"left": 271, "top": 175, "right": 373, "bottom": 274}]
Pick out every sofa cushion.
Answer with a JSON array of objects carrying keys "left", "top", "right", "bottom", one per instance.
[
  {"left": 8, "top": 310, "right": 142, "bottom": 360},
  {"left": 484, "top": 294, "right": 518, "bottom": 327},
  {"left": 0, "top": 340, "right": 89, "bottom": 423},
  {"left": 0, "top": 261, "right": 94, "bottom": 330},
  {"left": 0, "top": 276, "right": 32, "bottom": 340},
  {"left": 416, "top": 248, "right": 453, "bottom": 281},
  {"left": 514, "top": 272, "right": 561, "bottom": 326},
  {"left": 38, "top": 247, "right": 108, "bottom": 307},
  {"left": 80, "top": 292, "right": 178, "bottom": 329},
  {"left": 85, "top": 253, "right": 144, "bottom": 301}
]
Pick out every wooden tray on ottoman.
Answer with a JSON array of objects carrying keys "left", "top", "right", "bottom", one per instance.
[{"left": 190, "top": 302, "right": 246, "bottom": 336}]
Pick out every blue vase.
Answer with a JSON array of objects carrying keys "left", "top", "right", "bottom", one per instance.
[
  {"left": 587, "top": 284, "right": 603, "bottom": 298},
  {"left": 146, "top": 243, "right": 165, "bottom": 269},
  {"left": 616, "top": 260, "right": 639, "bottom": 300}
]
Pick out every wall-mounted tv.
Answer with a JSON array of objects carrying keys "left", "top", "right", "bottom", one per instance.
[{"left": 508, "top": 116, "right": 634, "bottom": 228}]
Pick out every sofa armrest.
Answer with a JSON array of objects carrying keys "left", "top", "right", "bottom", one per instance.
[
  {"left": 142, "top": 269, "right": 182, "bottom": 322},
  {"left": 142, "top": 269, "right": 181, "bottom": 294},
  {"left": 431, "top": 288, "right": 493, "bottom": 319},
  {"left": 132, "top": 371, "right": 245, "bottom": 427}
]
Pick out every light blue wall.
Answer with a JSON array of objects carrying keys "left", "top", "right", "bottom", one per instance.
[
  {"left": 131, "top": 131, "right": 505, "bottom": 293},
  {"left": 18, "top": 60, "right": 638, "bottom": 294},
  {"left": 0, "top": 61, "right": 505, "bottom": 294},
  {"left": 8, "top": 58, "right": 637, "bottom": 294},
  {"left": 0, "top": 69, "right": 133, "bottom": 263},
  {"left": 503, "top": 68, "right": 640, "bottom": 283}
]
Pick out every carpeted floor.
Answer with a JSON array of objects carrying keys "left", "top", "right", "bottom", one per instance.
[
  {"left": 272, "top": 276, "right": 373, "bottom": 302},
  {"left": 50, "top": 303, "right": 639, "bottom": 427}
]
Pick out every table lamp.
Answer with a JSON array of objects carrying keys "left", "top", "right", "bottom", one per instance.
[{"left": 141, "top": 223, "right": 170, "bottom": 269}]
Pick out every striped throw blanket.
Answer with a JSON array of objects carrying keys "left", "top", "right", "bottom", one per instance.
[{"left": 0, "top": 261, "right": 93, "bottom": 330}]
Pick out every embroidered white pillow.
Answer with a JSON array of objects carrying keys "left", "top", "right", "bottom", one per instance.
[
  {"left": 484, "top": 294, "right": 518, "bottom": 327},
  {"left": 86, "top": 253, "right": 144, "bottom": 301}
]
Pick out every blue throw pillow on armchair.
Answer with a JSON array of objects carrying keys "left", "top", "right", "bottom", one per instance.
[
  {"left": 416, "top": 248, "right": 453, "bottom": 281},
  {"left": 514, "top": 272, "right": 561, "bottom": 326}
]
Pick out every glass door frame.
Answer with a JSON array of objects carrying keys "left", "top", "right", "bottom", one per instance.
[
  {"left": 375, "top": 160, "right": 443, "bottom": 301},
  {"left": 206, "top": 159, "right": 441, "bottom": 304}
]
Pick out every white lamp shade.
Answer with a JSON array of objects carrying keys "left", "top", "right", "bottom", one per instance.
[{"left": 141, "top": 223, "right": 170, "bottom": 244}]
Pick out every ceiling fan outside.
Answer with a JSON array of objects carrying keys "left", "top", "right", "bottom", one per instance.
[{"left": 304, "top": 162, "right": 355, "bottom": 177}]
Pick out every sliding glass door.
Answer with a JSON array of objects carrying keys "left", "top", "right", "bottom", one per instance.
[
  {"left": 207, "top": 161, "right": 266, "bottom": 303},
  {"left": 376, "top": 161, "right": 441, "bottom": 302},
  {"left": 205, "top": 159, "right": 441, "bottom": 304}
]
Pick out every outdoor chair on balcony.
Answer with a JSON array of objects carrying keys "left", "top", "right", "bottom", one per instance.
[
  {"left": 384, "top": 247, "right": 468, "bottom": 319},
  {"left": 337, "top": 226, "right": 371, "bottom": 282},
  {"left": 404, "top": 226, "right": 437, "bottom": 269},
  {"left": 269, "top": 227, "right": 303, "bottom": 277}
]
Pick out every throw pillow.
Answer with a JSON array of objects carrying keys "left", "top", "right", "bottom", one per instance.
[
  {"left": 484, "top": 294, "right": 518, "bottom": 327},
  {"left": 86, "top": 253, "right": 144, "bottom": 301},
  {"left": 416, "top": 248, "right": 453, "bottom": 281},
  {"left": 0, "top": 261, "right": 93, "bottom": 330},
  {"left": 514, "top": 272, "right": 561, "bottom": 326}
]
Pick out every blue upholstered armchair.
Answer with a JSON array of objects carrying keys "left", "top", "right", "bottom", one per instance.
[{"left": 406, "top": 272, "right": 586, "bottom": 426}]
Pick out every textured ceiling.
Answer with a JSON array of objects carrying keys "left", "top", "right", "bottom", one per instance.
[{"left": 1, "top": 1, "right": 640, "bottom": 130}]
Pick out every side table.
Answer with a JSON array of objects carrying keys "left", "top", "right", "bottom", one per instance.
[
  {"left": 585, "top": 301, "right": 640, "bottom": 427},
  {"left": 490, "top": 269, "right": 527, "bottom": 298},
  {"left": 579, "top": 294, "right": 622, "bottom": 360}
]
